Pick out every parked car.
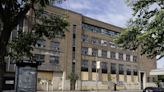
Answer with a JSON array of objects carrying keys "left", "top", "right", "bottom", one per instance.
[{"left": 143, "top": 87, "right": 164, "bottom": 92}]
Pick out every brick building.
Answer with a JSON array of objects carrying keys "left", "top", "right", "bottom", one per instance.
[{"left": 4, "top": 6, "right": 157, "bottom": 91}]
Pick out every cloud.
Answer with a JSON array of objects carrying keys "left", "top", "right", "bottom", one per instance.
[
  {"left": 58, "top": 0, "right": 132, "bottom": 27},
  {"left": 85, "top": 13, "right": 129, "bottom": 28},
  {"left": 68, "top": 1, "right": 92, "bottom": 10}
]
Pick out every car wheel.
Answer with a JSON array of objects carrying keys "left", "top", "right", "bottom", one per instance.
[{"left": 145, "top": 89, "right": 153, "bottom": 92}]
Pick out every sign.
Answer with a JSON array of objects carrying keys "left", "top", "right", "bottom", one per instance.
[
  {"left": 5, "top": 80, "right": 14, "bottom": 84},
  {"left": 96, "top": 61, "right": 101, "bottom": 69},
  {"left": 16, "top": 66, "right": 37, "bottom": 92}
]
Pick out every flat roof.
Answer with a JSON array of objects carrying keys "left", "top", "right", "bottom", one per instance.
[{"left": 49, "top": 6, "right": 124, "bottom": 30}]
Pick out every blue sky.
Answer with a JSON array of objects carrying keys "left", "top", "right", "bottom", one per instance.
[{"left": 57, "top": 0, "right": 164, "bottom": 68}]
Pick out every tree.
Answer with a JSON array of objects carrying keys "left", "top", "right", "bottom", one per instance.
[
  {"left": 115, "top": 0, "right": 164, "bottom": 59},
  {"left": 68, "top": 73, "right": 79, "bottom": 90},
  {"left": 0, "top": 0, "right": 68, "bottom": 91}
]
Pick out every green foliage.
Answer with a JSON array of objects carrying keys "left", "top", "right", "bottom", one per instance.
[
  {"left": 9, "top": 9, "right": 68, "bottom": 63},
  {"left": 33, "top": 9, "right": 68, "bottom": 39},
  {"left": 0, "top": 0, "right": 66, "bottom": 61},
  {"left": 68, "top": 72, "right": 79, "bottom": 82},
  {"left": 115, "top": 0, "right": 164, "bottom": 59}
]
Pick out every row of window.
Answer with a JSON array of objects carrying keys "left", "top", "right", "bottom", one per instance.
[
  {"left": 33, "top": 54, "right": 59, "bottom": 64},
  {"left": 81, "top": 60, "right": 138, "bottom": 75},
  {"left": 35, "top": 40, "right": 60, "bottom": 50},
  {"left": 82, "top": 23, "right": 120, "bottom": 37},
  {"left": 81, "top": 47, "right": 138, "bottom": 62},
  {"left": 81, "top": 35, "right": 116, "bottom": 48}
]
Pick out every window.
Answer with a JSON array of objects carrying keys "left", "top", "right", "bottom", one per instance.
[
  {"left": 101, "top": 29, "right": 108, "bottom": 34},
  {"left": 35, "top": 40, "right": 45, "bottom": 48},
  {"left": 133, "top": 56, "right": 138, "bottom": 62},
  {"left": 147, "top": 77, "right": 150, "bottom": 82},
  {"left": 108, "top": 41, "right": 116, "bottom": 48},
  {"left": 111, "top": 51, "right": 116, "bottom": 59},
  {"left": 82, "top": 23, "right": 91, "bottom": 32},
  {"left": 72, "top": 39, "right": 76, "bottom": 46},
  {"left": 153, "top": 77, "right": 156, "bottom": 82},
  {"left": 102, "top": 50, "right": 107, "bottom": 58},
  {"left": 92, "top": 61, "right": 96, "bottom": 72},
  {"left": 92, "top": 49, "right": 98, "bottom": 56},
  {"left": 108, "top": 31, "right": 115, "bottom": 36},
  {"left": 34, "top": 54, "right": 44, "bottom": 62},
  {"left": 111, "top": 63, "right": 116, "bottom": 74},
  {"left": 82, "top": 23, "right": 120, "bottom": 37},
  {"left": 81, "top": 35, "right": 88, "bottom": 42},
  {"left": 81, "top": 47, "right": 88, "bottom": 55},
  {"left": 73, "top": 25, "right": 76, "bottom": 33},
  {"left": 51, "top": 41, "right": 60, "bottom": 50},
  {"left": 91, "top": 37, "right": 100, "bottom": 45},
  {"left": 72, "top": 62, "right": 75, "bottom": 73},
  {"left": 101, "top": 40, "right": 107, "bottom": 46},
  {"left": 94, "top": 26, "right": 101, "bottom": 33},
  {"left": 133, "top": 69, "right": 138, "bottom": 75},
  {"left": 50, "top": 56, "right": 59, "bottom": 64},
  {"left": 119, "top": 53, "right": 123, "bottom": 60},
  {"left": 72, "top": 51, "right": 75, "bottom": 60},
  {"left": 126, "top": 55, "right": 130, "bottom": 61},
  {"left": 101, "top": 62, "right": 107, "bottom": 73},
  {"left": 127, "top": 66, "right": 131, "bottom": 75},
  {"left": 119, "top": 64, "right": 124, "bottom": 74},
  {"left": 73, "top": 34, "right": 76, "bottom": 39},
  {"left": 133, "top": 65, "right": 138, "bottom": 75},
  {"left": 81, "top": 60, "right": 88, "bottom": 71}
]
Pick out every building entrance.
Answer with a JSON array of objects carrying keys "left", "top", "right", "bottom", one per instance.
[{"left": 140, "top": 72, "right": 144, "bottom": 89}]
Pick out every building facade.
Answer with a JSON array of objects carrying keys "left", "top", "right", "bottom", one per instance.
[{"left": 4, "top": 6, "right": 157, "bottom": 91}]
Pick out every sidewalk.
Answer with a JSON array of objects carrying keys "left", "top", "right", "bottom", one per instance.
[{"left": 3, "top": 90, "right": 143, "bottom": 92}]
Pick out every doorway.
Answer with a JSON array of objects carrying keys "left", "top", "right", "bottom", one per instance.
[{"left": 140, "top": 72, "right": 144, "bottom": 89}]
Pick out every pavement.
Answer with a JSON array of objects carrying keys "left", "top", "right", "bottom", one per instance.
[{"left": 3, "top": 90, "right": 143, "bottom": 92}]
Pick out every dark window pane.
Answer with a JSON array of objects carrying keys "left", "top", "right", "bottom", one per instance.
[
  {"left": 119, "top": 64, "right": 124, "bottom": 74},
  {"left": 72, "top": 51, "right": 75, "bottom": 60},
  {"left": 119, "top": 53, "right": 123, "bottom": 60},
  {"left": 72, "top": 62, "right": 75, "bottom": 73},
  {"left": 126, "top": 55, "right": 130, "bottom": 61},
  {"left": 82, "top": 23, "right": 119, "bottom": 37},
  {"left": 126, "top": 65, "right": 131, "bottom": 75},
  {"left": 91, "top": 37, "right": 99, "bottom": 45},
  {"left": 133, "top": 69, "right": 138, "bottom": 75},
  {"left": 81, "top": 60, "right": 88, "bottom": 71},
  {"left": 73, "top": 47, "right": 75, "bottom": 51},
  {"left": 34, "top": 54, "right": 44, "bottom": 62},
  {"left": 49, "top": 56, "right": 59, "bottom": 64},
  {"left": 133, "top": 56, "right": 138, "bottom": 62},
  {"left": 81, "top": 47, "right": 88, "bottom": 55},
  {"left": 35, "top": 40, "right": 46, "bottom": 48},
  {"left": 81, "top": 35, "right": 89, "bottom": 42},
  {"left": 92, "top": 61, "right": 96, "bottom": 72},
  {"left": 51, "top": 41, "right": 60, "bottom": 50},
  {"left": 111, "top": 63, "right": 116, "bottom": 74},
  {"left": 102, "top": 50, "right": 107, "bottom": 58},
  {"left": 92, "top": 49, "right": 98, "bottom": 56},
  {"left": 73, "top": 25, "right": 76, "bottom": 33},
  {"left": 101, "top": 62, "right": 107, "bottom": 73},
  {"left": 111, "top": 52, "right": 116, "bottom": 59}
]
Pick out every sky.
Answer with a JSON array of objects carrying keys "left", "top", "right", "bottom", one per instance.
[{"left": 57, "top": 0, "right": 164, "bottom": 69}]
